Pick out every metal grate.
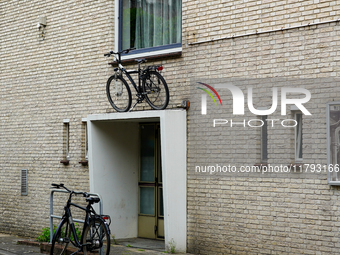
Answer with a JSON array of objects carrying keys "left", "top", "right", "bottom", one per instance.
[{"left": 21, "top": 169, "right": 28, "bottom": 195}]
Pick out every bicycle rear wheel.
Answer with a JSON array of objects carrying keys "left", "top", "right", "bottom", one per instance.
[
  {"left": 106, "top": 74, "right": 132, "bottom": 112},
  {"left": 51, "top": 219, "right": 75, "bottom": 255},
  {"left": 142, "top": 71, "right": 169, "bottom": 110},
  {"left": 82, "top": 218, "right": 110, "bottom": 255}
]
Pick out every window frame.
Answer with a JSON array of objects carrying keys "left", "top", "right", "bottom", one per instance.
[
  {"left": 327, "top": 102, "right": 340, "bottom": 185},
  {"left": 294, "top": 112, "right": 303, "bottom": 163},
  {"left": 115, "top": 0, "right": 182, "bottom": 60},
  {"left": 63, "top": 119, "right": 70, "bottom": 161},
  {"left": 82, "top": 118, "right": 89, "bottom": 160},
  {"left": 260, "top": 115, "right": 268, "bottom": 163}
]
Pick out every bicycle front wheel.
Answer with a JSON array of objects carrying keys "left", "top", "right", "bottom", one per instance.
[
  {"left": 142, "top": 71, "right": 169, "bottom": 110},
  {"left": 51, "top": 219, "right": 74, "bottom": 255},
  {"left": 82, "top": 218, "right": 110, "bottom": 255},
  {"left": 106, "top": 75, "right": 132, "bottom": 112}
]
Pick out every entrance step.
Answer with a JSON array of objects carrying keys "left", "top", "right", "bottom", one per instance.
[{"left": 116, "top": 238, "right": 165, "bottom": 251}]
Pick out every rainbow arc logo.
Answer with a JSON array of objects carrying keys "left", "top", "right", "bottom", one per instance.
[{"left": 196, "top": 82, "right": 222, "bottom": 114}]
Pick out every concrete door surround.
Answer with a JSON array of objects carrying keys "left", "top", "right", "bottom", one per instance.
[{"left": 87, "top": 110, "right": 187, "bottom": 252}]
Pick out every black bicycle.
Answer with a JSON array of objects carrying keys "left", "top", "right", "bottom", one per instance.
[
  {"left": 50, "top": 183, "right": 111, "bottom": 255},
  {"left": 104, "top": 48, "right": 169, "bottom": 112}
]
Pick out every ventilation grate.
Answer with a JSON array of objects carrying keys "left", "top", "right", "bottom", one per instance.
[{"left": 21, "top": 169, "right": 28, "bottom": 196}]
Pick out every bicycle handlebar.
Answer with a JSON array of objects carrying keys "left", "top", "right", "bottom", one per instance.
[
  {"left": 51, "top": 183, "right": 64, "bottom": 189},
  {"left": 51, "top": 183, "right": 89, "bottom": 197},
  {"left": 104, "top": 47, "right": 136, "bottom": 57}
]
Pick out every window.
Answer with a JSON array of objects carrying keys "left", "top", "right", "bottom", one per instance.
[
  {"left": 295, "top": 113, "right": 303, "bottom": 162},
  {"left": 82, "top": 118, "right": 88, "bottom": 160},
  {"left": 85, "top": 122, "right": 88, "bottom": 160},
  {"left": 79, "top": 119, "right": 89, "bottom": 166},
  {"left": 118, "top": 0, "right": 182, "bottom": 55},
  {"left": 60, "top": 119, "right": 70, "bottom": 165},
  {"left": 327, "top": 103, "right": 340, "bottom": 185},
  {"left": 65, "top": 121, "right": 70, "bottom": 160},
  {"left": 261, "top": 115, "right": 268, "bottom": 163}
]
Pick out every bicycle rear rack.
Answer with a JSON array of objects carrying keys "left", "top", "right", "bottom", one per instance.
[{"left": 49, "top": 189, "right": 103, "bottom": 244}]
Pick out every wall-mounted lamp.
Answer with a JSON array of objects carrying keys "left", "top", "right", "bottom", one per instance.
[{"left": 177, "top": 100, "right": 190, "bottom": 110}]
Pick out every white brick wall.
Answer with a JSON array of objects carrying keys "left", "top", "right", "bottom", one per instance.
[
  {"left": 0, "top": 0, "right": 188, "bottom": 237},
  {"left": 184, "top": 1, "right": 340, "bottom": 254},
  {"left": 2, "top": 0, "right": 340, "bottom": 254}
]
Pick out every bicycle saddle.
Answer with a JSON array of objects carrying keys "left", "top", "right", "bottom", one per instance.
[
  {"left": 135, "top": 58, "right": 146, "bottom": 64},
  {"left": 86, "top": 197, "right": 100, "bottom": 204}
]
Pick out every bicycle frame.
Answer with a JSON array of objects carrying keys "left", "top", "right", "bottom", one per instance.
[
  {"left": 116, "top": 63, "right": 142, "bottom": 94},
  {"left": 105, "top": 47, "right": 169, "bottom": 112},
  {"left": 111, "top": 48, "right": 158, "bottom": 95},
  {"left": 50, "top": 184, "right": 111, "bottom": 255},
  {"left": 115, "top": 59, "right": 164, "bottom": 97},
  {"left": 60, "top": 197, "right": 96, "bottom": 248},
  {"left": 49, "top": 189, "right": 103, "bottom": 243},
  {"left": 53, "top": 197, "right": 108, "bottom": 255}
]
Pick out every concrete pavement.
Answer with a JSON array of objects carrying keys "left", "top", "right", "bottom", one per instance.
[
  {"left": 0, "top": 234, "right": 41, "bottom": 255},
  {"left": 0, "top": 234, "right": 194, "bottom": 255}
]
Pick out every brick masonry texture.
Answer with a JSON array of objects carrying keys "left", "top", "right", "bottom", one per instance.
[
  {"left": 184, "top": 0, "right": 340, "bottom": 254},
  {"left": 186, "top": 27, "right": 340, "bottom": 255},
  {"left": 2, "top": 0, "right": 340, "bottom": 254},
  {"left": 0, "top": 0, "right": 187, "bottom": 237}
]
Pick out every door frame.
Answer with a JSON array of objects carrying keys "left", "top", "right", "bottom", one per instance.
[
  {"left": 87, "top": 110, "right": 187, "bottom": 252},
  {"left": 138, "top": 123, "right": 164, "bottom": 240}
]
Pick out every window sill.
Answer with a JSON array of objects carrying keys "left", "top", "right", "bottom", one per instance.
[
  {"left": 60, "top": 160, "right": 69, "bottom": 165},
  {"left": 328, "top": 181, "right": 340, "bottom": 186},
  {"left": 79, "top": 160, "right": 88, "bottom": 166},
  {"left": 109, "top": 49, "right": 182, "bottom": 66}
]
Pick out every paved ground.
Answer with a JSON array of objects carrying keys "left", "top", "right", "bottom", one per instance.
[
  {"left": 0, "top": 234, "right": 41, "bottom": 255},
  {"left": 0, "top": 234, "right": 194, "bottom": 255}
]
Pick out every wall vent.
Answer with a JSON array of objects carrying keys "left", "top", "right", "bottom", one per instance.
[{"left": 21, "top": 169, "right": 28, "bottom": 196}]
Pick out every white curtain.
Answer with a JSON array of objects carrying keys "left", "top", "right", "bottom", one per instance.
[
  {"left": 134, "top": 0, "right": 181, "bottom": 49},
  {"left": 122, "top": 0, "right": 132, "bottom": 49}
]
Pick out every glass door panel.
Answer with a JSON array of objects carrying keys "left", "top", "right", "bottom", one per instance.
[
  {"left": 138, "top": 123, "right": 164, "bottom": 240},
  {"left": 139, "top": 187, "right": 155, "bottom": 215},
  {"left": 140, "top": 125, "right": 155, "bottom": 182}
]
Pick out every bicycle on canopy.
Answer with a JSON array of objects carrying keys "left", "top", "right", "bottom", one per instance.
[
  {"left": 50, "top": 183, "right": 111, "bottom": 255},
  {"left": 104, "top": 48, "right": 169, "bottom": 112}
]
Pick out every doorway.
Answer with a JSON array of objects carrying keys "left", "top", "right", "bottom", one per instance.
[
  {"left": 138, "top": 123, "right": 164, "bottom": 239},
  {"left": 87, "top": 110, "right": 187, "bottom": 252}
]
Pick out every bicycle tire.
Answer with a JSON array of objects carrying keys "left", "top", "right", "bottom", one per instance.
[
  {"left": 106, "top": 74, "right": 132, "bottom": 112},
  {"left": 142, "top": 71, "right": 169, "bottom": 110},
  {"left": 82, "top": 218, "right": 110, "bottom": 255},
  {"left": 50, "top": 219, "right": 75, "bottom": 255}
]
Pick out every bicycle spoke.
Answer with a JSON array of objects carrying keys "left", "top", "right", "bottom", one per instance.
[
  {"left": 52, "top": 221, "right": 75, "bottom": 255},
  {"left": 106, "top": 75, "right": 132, "bottom": 112},
  {"left": 145, "top": 77, "right": 162, "bottom": 103},
  {"left": 83, "top": 219, "right": 110, "bottom": 255},
  {"left": 143, "top": 71, "right": 169, "bottom": 110}
]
